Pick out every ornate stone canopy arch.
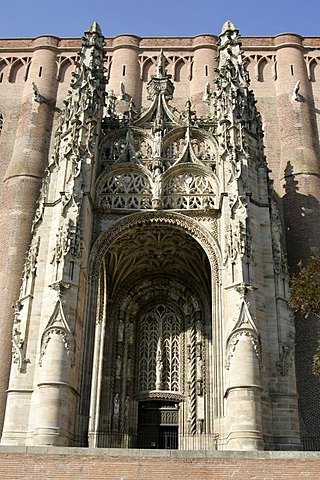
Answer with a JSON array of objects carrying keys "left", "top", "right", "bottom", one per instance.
[{"left": 89, "top": 210, "right": 221, "bottom": 284}]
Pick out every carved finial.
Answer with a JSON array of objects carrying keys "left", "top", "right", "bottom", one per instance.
[
  {"left": 218, "top": 20, "right": 240, "bottom": 53},
  {"left": 147, "top": 50, "right": 174, "bottom": 100},
  {"left": 156, "top": 49, "right": 167, "bottom": 78},
  {"left": 82, "top": 21, "right": 105, "bottom": 52},
  {"left": 221, "top": 20, "right": 237, "bottom": 34},
  {"left": 185, "top": 99, "right": 192, "bottom": 124},
  {"left": 87, "top": 21, "right": 102, "bottom": 35}
]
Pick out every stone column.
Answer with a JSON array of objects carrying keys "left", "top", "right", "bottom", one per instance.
[
  {"left": 225, "top": 328, "right": 263, "bottom": 450},
  {"left": 0, "top": 36, "right": 59, "bottom": 435},
  {"left": 31, "top": 318, "right": 77, "bottom": 446}
]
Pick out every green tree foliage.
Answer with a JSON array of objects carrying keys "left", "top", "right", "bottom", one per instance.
[
  {"left": 290, "top": 256, "right": 320, "bottom": 318},
  {"left": 290, "top": 255, "right": 320, "bottom": 378}
]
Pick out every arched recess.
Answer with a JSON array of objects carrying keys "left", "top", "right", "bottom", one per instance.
[
  {"left": 9, "top": 58, "right": 27, "bottom": 83},
  {"left": 142, "top": 57, "right": 156, "bottom": 82},
  {"left": 175, "top": 58, "right": 188, "bottom": 82},
  {"left": 57, "top": 57, "right": 74, "bottom": 83},
  {"left": 81, "top": 211, "right": 222, "bottom": 449},
  {"left": 0, "top": 59, "right": 9, "bottom": 82},
  {"left": 308, "top": 58, "right": 320, "bottom": 82}
]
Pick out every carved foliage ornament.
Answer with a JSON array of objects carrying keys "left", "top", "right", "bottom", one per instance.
[
  {"left": 12, "top": 235, "right": 41, "bottom": 372},
  {"left": 12, "top": 300, "right": 30, "bottom": 373},
  {"left": 269, "top": 191, "right": 288, "bottom": 279},
  {"left": 51, "top": 218, "right": 82, "bottom": 265},
  {"left": 22, "top": 235, "right": 40, "bottom": 280}
]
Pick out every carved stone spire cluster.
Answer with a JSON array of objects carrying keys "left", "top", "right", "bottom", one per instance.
[
  {"left": 11, "top": 22, "right": 106, "bottom": 373},
  {"left": 49, "top": 21, "right": 106, "bottom": 278},
  {"left": 54, "top": 21, "right": 106, "bottom": 164},
  {"left": 213, "top": 21, "right": 268, "bottom": 293},
  {"left": 213, "top": 21, "right": 266, "bottom": 169}
]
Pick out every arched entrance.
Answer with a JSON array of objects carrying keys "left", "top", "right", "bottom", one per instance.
[{"left": 87, "top": 217, "right": 220, "bottom": 449}]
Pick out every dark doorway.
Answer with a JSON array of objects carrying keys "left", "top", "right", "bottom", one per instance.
[
  {"left": 159, "top": 426, "right": 178, "bottom": 449},
  {"left": 137, "top": 401, "right": 179, "bottom": 449}
]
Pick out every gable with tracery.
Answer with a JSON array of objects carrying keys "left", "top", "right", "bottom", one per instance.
[{"left": 97, "top": 52, "right": 219, "bottom": 212}]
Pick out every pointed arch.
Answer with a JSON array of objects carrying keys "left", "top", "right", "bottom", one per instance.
[
  {"left": 39, "top": 299, "right": 75, "bottom": 367},
  {"left": 89, "top": 211, "right": 221, "bottom": 282},
  {"left": 225, "top": 300, "right": 261, "bottom": 369},
  {"left": 9, "top": 58, "right": 26, "bottom": 83},
  {"left": 85, "top": 210, "right": 221, "bottom": 445},
  {"left": 0, "top": 58, "right": 9, "bottom": 83},
  {"left": 308, "top": 57, "right": 320, "bottom": 82},
  {"left": 257, "top": 56, "right": 276, "bottom": 82},
  {"left": 57, "top": 57, "right": 74, "bottom": 82},
  {"left": 142, "top": 57, "right": 156, "bottom": 82},
  {"left": 174, "top": 58, "right": 188, "bottom": 82}
]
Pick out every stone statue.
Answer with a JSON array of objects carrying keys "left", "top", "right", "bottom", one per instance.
[
  {"left": 292, "top": 80, "right": 301, "bottom": 101},
  {"left": 156, "top": 358, "right": 163, "bottom": 390},
  {"left": 156, "top": 344, "right": 163, "bottom": 389},
  {"left": 152, "top": 165, "right": 162, "bottom": 198},
  {"left": 153, "top": 130, "right": 162, "bottom": 158},
  {"left": 156, "top": 49, "right": 167, "bottom": 78},
  {"left": 113, "top": 393, "right": 120, "bottom": 416}
]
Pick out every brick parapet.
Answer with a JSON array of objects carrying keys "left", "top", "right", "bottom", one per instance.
[{"left": 1, "top": 33, "right": 320, "bottom": 51}]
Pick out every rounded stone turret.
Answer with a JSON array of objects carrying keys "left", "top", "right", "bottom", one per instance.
[
  {"left": 274, "top": 32, "right": 320, "bottom": 440},
  {"left": 0, "top": 35, "right": 59, "bottom": 433},
  {"left": 190, "top": 34, "right": 217, "bottom": 116},
  {"left": 274, "top": 32, "right": 320, "bottom": 266},
  {"left": 107, "top": 35, "right": 142, "bottom": 108}
]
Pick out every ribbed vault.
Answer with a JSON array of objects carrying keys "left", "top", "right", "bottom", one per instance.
[{"left": 105, "top": 224, "right": 211, "bottom": 300}]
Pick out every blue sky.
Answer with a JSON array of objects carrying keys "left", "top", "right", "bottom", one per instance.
[{"left": 1, "top": 0, "right": 319, "bottom": 38}]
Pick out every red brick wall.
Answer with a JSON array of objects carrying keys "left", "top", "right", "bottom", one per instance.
[{"left": 0, "top": 450, "right": 320, "bottom": 479}]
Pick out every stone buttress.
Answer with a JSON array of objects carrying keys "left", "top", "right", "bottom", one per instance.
[{"left": 1, "top": 23, "right": 106, "bottom": 446}]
